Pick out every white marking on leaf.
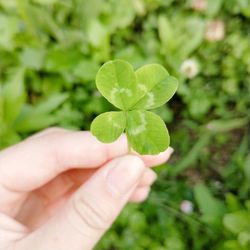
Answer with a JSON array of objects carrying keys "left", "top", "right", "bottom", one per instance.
[
  {"left": 129, "top": 112, "right": 147, "bottom": 135},
  {"left": 146, "top": 92, "right": 155, "bottom": 107},
  {"left": 108, "top": 115, "right": 122, "bottom": 128},
  {"left": 138, "top": 83, "right": 147, "bottom": 92},
  {"left": 110, "top": 87, "right": 132, "bottom": 102},
  {"left": 113, "top": 122, "right": 121, "bottom": 128}
]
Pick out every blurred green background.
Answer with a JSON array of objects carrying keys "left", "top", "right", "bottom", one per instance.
[{"left": 0, "top": 0, "right": 250, "bottom": 249}]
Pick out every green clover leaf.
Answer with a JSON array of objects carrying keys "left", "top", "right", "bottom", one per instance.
[{"left": 91, "top": 59, "right": 178, "bottom": 155}]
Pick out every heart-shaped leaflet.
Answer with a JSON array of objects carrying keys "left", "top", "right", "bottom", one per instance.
[{"left": 91, "top": 59, "right": 178, "bottom": 155}]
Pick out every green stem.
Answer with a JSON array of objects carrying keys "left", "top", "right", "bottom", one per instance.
[
  {"left": 124, "top": 110, "right": 133, "bottom": 154},
  {"left": 128, "top": 143, "right": 133, "bottom": 154}
]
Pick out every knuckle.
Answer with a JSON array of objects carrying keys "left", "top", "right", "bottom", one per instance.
[
  {"left": 72, "top": 193, "right": 116, "bottom": 231},
  {"left": 27, "top": 127, "right": 67, "bottom": 141},
  {"left": 128, "top": 155, "right": 144, "bottom": 165}
]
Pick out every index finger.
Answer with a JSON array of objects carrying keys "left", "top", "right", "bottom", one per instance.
[{"left": 0, "top": 129, "right": 173, "bottom": 193}]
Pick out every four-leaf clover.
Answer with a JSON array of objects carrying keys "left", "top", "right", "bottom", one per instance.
[{"left": 90, "top": 59, "right": 178, "bottom": 155}]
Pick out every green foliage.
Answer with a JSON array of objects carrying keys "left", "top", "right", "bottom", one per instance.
[
  {"left": 126, "top": 110, "right": 169, "bottom": 154},
  {"left": 0, "top": 0, "right": 250, "bottom": 249},
  {"left": 91, "top": 111, "right": 126, "bottom": 143},
  {"left": 91, "top": 60, "right": 178, "bottom": 154},
  {"left": 194, "top": 183, "right": 225, "bottom": 226},
  {"left": 224, "top": 210, "right": 250, "bottom": 235}
]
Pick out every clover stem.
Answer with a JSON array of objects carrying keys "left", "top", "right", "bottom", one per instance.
[{"left": 128, "top": 143, "right": 133, "bottom": 154}]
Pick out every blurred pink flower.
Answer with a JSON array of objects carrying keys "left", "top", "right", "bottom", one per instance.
[
  {"left": 191, "top": 0, "right": 208, "bottom": 12},
  {"left": 180, "top": 200, "right": 194, "bottom": 214},
  {"left": 205, "top": 21, "right": 225, "bottom": 42}
]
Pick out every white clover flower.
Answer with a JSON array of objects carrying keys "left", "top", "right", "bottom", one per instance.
[
  {"left": 180, "top": 59, "right": 199, "bottom": 79},
  {"left": 205, "top": 21, "right": 225, "bottom": 42},
  {"left": 180, "top": 200, "right": 194, "bottom": 214},
  {"left": 191, "top": 0, "right": 208, "bottom": 12}
]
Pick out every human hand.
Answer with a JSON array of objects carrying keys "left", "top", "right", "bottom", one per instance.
[{"left": 0, "top": 128, "right": 173, "bottom": 250}]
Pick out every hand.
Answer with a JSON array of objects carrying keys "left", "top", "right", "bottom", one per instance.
[{"left": 0, "top": 128, "right": 173, "bottom": 250}]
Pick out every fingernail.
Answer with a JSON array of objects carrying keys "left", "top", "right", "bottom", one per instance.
[
  {"left": 106, "top": 156, "right": 145, "bottom": 198},
  {"left": 169, "top": 146, "right": 174, "bottom": 155}
]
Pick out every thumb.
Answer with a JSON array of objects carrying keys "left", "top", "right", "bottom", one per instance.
[{"left": 17, "top": 155, "right": 146, "bottom": 250}]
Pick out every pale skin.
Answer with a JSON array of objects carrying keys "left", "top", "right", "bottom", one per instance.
[{"left": 0, "top": 128, "right": 173, "bottom": 250}]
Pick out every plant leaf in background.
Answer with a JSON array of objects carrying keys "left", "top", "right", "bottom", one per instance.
[
  {"left": 91, "top": 59, "right": 178, "bottom": 154},
  {"left": 207, "top": 0, "right": 224, "bottom": 17},
  {"left": 19, "top": 47, "right": 45, "bottom": 70},
  {"left": 0, "top": 14, "right": 18, "bottom": 50},
  {"left": 194, "top": 183, "right": 226, "bottom": 227},
  {"left": 0, "top": 68, "right": 26, "bottom": 147},
  {"left": 13, "top": 93, "right": 69, "bottom": 132},
  {"left": 223, "top": 210, "right": 250, "bottom": 235},
  {"left": 2, "top": 67, "right": 26, "bottom": 125},
  {"left": 158, "top": 15, "right": 205, "bottom": 69}
]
